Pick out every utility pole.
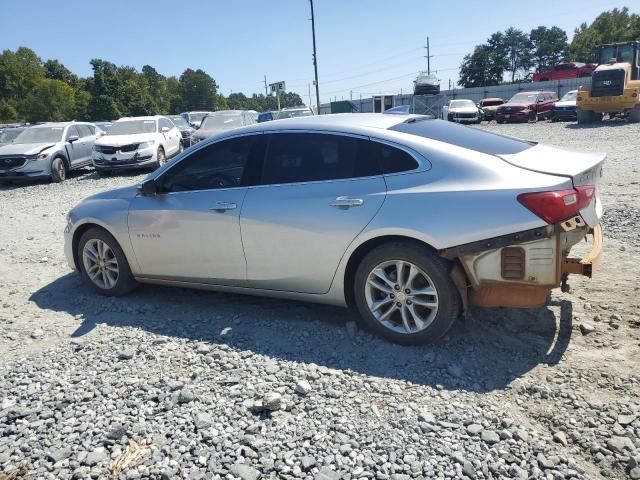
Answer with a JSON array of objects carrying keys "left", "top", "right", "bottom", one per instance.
[
  {"left": 308, "top": 83, "right": 313, "bottom": 110},
  {"left": 310, "top": 0, "right": 321, "bottom": 114},
  {"left": 424, "top": 36, "right": 432, "bottom": 74},
  {"left": 264, "top": 75, "right": 268, "bottom": 96}
]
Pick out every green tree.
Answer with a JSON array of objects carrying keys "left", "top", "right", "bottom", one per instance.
[
  {"left": 569, "top": 7, "right": 640, "bottom": 62},
  {"left": 458, "top": 45, "right": 493, "bottom": 87},
  {"left": 0, "top": 47, "right": 44, "bottom": 117},
  {"left": 142, "top": 65, "right": 168, "bottom": 113},
  {"left": 0, "top": 100, "right": 18, "bottom": 123},
  {"left": 23, "top": 78, "right": 75, "bottom": 122},
  {"left": 503, "top": 28, "right": 533, "bottom": 82},
  {"left": 179, "top": 68, "right": 218, "bottom": 111},
  {"left": 88, "top": 59, "right": 122, "bottom": 120},
  {"left": 44, "top": 59, "right": 77, "bottom": 86},
  {"left": 530, "top": 26, "right": 568, "bottom": 71}
]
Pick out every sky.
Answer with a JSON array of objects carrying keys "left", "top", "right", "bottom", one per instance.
[{"left": 1, "top": 0, "right": 632, "bottom": 107}]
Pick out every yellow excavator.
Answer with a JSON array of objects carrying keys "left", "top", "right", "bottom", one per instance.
[{"left": 577, "top": 41, "right": 640, "bottom": 123}]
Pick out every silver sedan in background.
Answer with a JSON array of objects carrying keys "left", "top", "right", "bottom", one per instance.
[{"left": 64, "top": 114, "right": 604, "bottom": 344}]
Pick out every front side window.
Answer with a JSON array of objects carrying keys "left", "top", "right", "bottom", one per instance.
[
  {"left": 66, "top": 126, "right": 80, "bottom": 140},
  {"left": 160, "top": 135, "right": 265, "bottom": 193},
  {"left": 76, "top": 125, "right": 92, "bottom": 138},
  {"left": 262, "top": 133, "right": 379, "bottom": 185},
  {"left": 159, "top": 118, "right": 173, "bottom": 131}
]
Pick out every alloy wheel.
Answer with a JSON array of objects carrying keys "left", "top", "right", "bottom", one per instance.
[
  {"left": 82, "top": 239, "right": 119, "bottom": 289},
  {"left": 364, "top": 260, "right": 439, "bottom": 334}
]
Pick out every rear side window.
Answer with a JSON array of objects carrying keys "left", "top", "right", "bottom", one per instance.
[
  {"left": 389, "top": 119, "right": 533, "bottom": 155},
  {"left": 262, "top": 133, "right": 378, "bottom": 185},
  {"left": 370, "top": 141, "right": 418, "bottom": 174}
]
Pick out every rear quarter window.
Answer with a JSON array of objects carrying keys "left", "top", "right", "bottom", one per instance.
[{"left": 389, "top": 119, "right": 534, "bottom": 156}]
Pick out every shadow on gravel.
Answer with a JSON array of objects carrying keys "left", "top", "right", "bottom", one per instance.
[
  {"left": 31, "top": 273, "right": 573, "bottom": 393},
  {"left": 565, "top": 119, "right": 629, "bottom": 129},
  {"left": 0, "top": 168, "right": 93, "bottom": 190}
]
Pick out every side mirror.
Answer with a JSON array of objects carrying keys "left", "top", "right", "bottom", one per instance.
[
  {"left": 67, "top": 135, "right": 79, "bottom": 143},
  {"left": 161, "top": 126, "right": 170, "bottom": 133},
  {"left": 138, "top": 179, "right": 158, "bottom": 196}
]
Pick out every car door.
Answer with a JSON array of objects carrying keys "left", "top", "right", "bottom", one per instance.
[
  {"left": 64, "top": 126, "right": 84, "bottom": 167},
  {"left": 128, "top": 133, "right": 266, "bottom": 284},
  {"left": 74, "top": 125, "right": 94, "bottom": 165},
  {"left": 240, "top": 132, "right": 387, "bottom": 294},
  {"left": 159, "top": 118, "right": 179, "bottom": 155}
]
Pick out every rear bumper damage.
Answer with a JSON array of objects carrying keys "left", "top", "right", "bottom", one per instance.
[{"left": 441, "top": 219, "right": 603, "bottom": 309}]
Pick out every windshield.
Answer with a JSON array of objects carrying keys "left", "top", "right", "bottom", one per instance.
[
  {"left": 278, "top": 109, "right": 313, "bottom": 119},
  {"left": 0, "top": 129, "right": 22, "bottom": 143},
  {"left": 199, "top": 112, "right": 244, "bottom": 131},
  {"left": 189, "top": 113, "right": 209, "bottom": 123},
  {"left": 600, "top": 44, "right": 635, "bottom": 64},
  {"left": 481, "top": 100, "right": 503, "bottom": 107},
  {"left": 449, "top": 100, "right": 475, "bottom": 108},
  {"left": 509, "top": 93, "right": 538, "bottom": 103},
  {"left": 107, "top": 120, "right": 157, "bottom": 135},
  {"left": 168, "top": 116, "right": 189, "bottom": 128},
  {"left": 13, "top": 127, "right": 64, "bottom": 144},
  {"left": 560, "top": 91, "right": 577, "bottom": 102}
]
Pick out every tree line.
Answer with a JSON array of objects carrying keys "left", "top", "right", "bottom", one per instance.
[
  {"left": 458, "top": 7, "right": 640, "bottom": 88},
  {"left": 0, "top": 49, "right": 305, "bottom": 123}
]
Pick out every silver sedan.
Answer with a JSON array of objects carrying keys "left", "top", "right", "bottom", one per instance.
[{"left": 64, "top": 114, "right": 604, "bottom": 344}]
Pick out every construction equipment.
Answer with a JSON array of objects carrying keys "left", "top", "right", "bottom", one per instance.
[{"left": 576, "top": 41, "right": 640, "bottom": 123}]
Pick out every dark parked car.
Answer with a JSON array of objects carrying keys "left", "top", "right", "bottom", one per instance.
[
  {"left": 257, "top": 111, "right": 278, "bottom": 123},
  {"left": 495, "top": 91, "right": 558, "bottom": 123},
  {"left": 167, "top": 115, "right": 195, "bottom": 147}
]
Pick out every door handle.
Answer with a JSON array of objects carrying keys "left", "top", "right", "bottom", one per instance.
[
  {"left": 330, "top": 197, "right": 364, "bottom": 208},
  {"left": 209, "top": 201, "right": 237, "bottom": 212}
]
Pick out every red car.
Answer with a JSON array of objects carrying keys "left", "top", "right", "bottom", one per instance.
[
  {"left": 495, "top": 91, "right": 559, "bottom": 123},
  {"left": 533, "top": 62, "right": 596, "bottom": 82}
]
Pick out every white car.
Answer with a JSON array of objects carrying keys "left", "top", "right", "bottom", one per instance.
[
  {"left": 92, "top": 116, "right": 183, "bottom": 174},
  {"left": 442, "top": 99, "right": 482, "bottom": 124}
]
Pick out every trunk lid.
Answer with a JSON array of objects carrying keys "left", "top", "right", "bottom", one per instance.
[{"left": 499, "top": 144, "right": 605, "bottom": 227}]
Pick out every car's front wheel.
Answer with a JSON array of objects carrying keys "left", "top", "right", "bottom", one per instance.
[
  {"left": 353, "top": 242, "right": 461, "bottom": 344},
  {"left": 51, "top": 157, "right": 67, "bottom": 183},
  {"left": 78, "top": 227, "right": 137, "bottom": 296},
  {"left": 153, "top": 147, "right": 166, "bottom": 169}
]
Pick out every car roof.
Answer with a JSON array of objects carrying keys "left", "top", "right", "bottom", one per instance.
[
  {"left": 29, "top": 122, "right": 89, "bottom": 128},
  {"left": 239, "top": 113, "right": 424, "bottom": 136},
  {"left": 116, "top": 116, "right": 162, "bottom": 122}
]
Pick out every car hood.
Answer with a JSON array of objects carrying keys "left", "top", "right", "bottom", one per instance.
[
  {"left": 449, "top": 106, "right": 478, "bottom": 114},
  {"left": 0, "top": 142, "right": 58, "bottom": 156},
  {"left": 499, "top": 102, "right": 533, "bottom": 109},
  {"left": 554, "top": 100, "right": 576, "bottom": 108},
  {"left": 96, "top": 134, "right": 156, "bottom": 146},
  {"left": 84, "top": 184, "right": 139, "bottom": 202}
]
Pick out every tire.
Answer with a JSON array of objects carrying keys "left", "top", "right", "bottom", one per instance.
[
  {"left": 353, "top": 241, "right": 461, "bottom": 345},
  {"left": 78, "top": 227, "right": 138, "bottom": 296},
  {"left": 551, "top": 116, "right": 558, "bottom": 122},
  {"left": 153, "top": 147, "right": 166, "bottom": 169},
  {"left": 628, "top": 106, "right": 640, "bottom": 124},
  {"left": 50, "top": 157, "right": 67, "bottom": 183},
  {"left": 577, "top": 108, "right": 594, "bottom": 124},
  {"left": 528, "top": 111, "right": 538, "bottom": 123},
  {"left": 177, "top": 141, "right": 184, "bottom": 155}
]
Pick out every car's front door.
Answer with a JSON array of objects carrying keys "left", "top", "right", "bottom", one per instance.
[
  {"left": 240, "top": 132, "right": 387, "bottom": 294},
  {"left": 128, "top": 134, "right": 265, "bottom": 284},
  {"left": 73, "top": 125, "right": 94, "bottom": 166},
  {"left": 64, "top": 126, "right": 84, "bottom": 167},
  {"left": 159, "top": 118, "right": 180, "bottom": 155}
]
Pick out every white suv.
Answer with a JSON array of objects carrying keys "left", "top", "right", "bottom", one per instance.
[{"left": 92, "top": 116, "right": 182, "bottom": 174}]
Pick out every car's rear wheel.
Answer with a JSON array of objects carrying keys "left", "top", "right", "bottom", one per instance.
[
  {"left": 353, "top": 242, "right": 461, "bottom": 344},
  {"left": 51, "top": 157, "right": 67, "bottom": 183},
  {"left": 78, "top": 227, "right": 137, "bottom": 296}
]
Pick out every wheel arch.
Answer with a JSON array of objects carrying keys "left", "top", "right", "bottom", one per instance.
[
  {"left": 71, "top": 221, "right": 121, "bottom": 271},
  {"left": 342, "top": 234, "right": 440, "bottom": 310}
]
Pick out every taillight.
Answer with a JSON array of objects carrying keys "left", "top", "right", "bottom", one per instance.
[{"left": 517, "top": 185, "right": 595, "bottom": 224}]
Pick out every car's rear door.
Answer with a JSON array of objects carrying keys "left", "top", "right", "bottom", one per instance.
[{"left": 240, "top": 132, "right": 387, "bottom": 294}]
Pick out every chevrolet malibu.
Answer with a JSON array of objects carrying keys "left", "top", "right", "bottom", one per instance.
[{"left": 64, "top": 114, "right": 604, "bottom": 344}]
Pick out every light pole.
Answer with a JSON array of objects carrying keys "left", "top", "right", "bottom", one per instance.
[{"left": 310, "top": 0, "right": 321, "bottom": 113}]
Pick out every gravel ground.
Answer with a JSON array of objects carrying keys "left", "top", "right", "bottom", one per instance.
[{"left": 1, "top": 120, "right": 639, "bottom": 480}]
